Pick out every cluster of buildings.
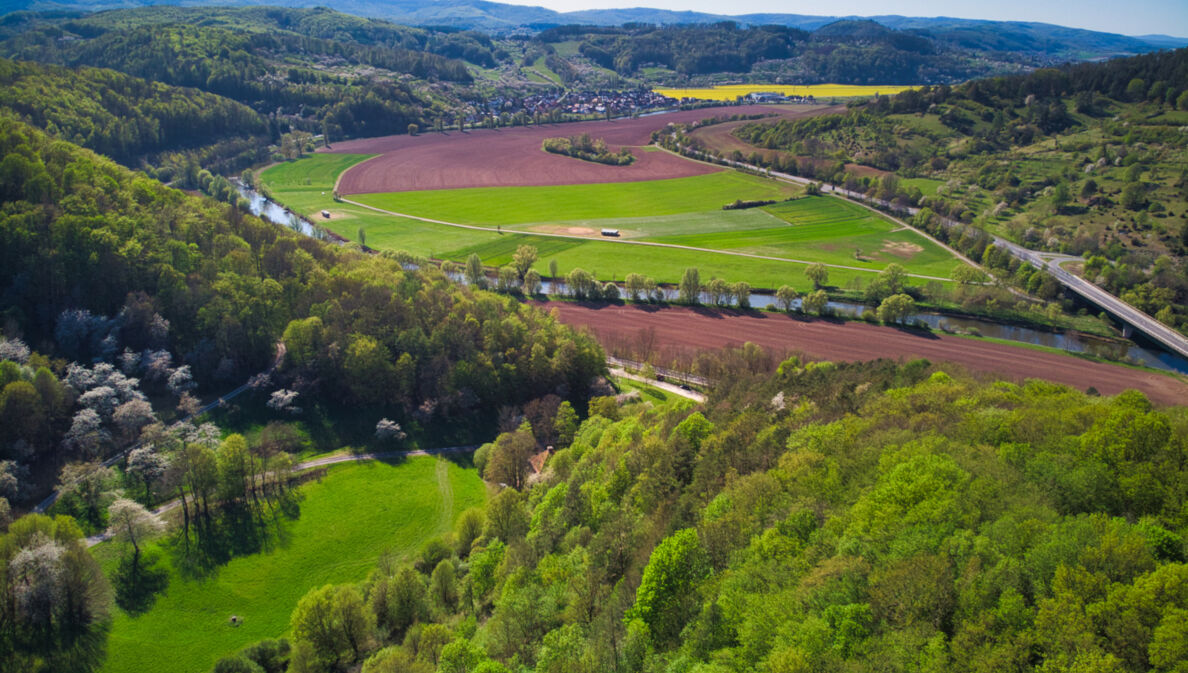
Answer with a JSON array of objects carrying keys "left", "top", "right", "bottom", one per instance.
[{"left": 474, "top": 89, "right": 679, "bottom": 119}]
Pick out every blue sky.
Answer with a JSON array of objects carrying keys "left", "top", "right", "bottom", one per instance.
[{"left": 498, "top": 0, "right": 1188, "bottom": 37}]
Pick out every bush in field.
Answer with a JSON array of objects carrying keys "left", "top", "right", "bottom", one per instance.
[{"left": 542, "top": 133, "right": 635, "bottom": 166}]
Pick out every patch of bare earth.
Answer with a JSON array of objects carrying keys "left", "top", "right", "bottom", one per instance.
[
  {"left": 541, "top": 302, "right": 1188, "bottom": 406},
  {"left": 331, "top": 105, "right": 837, "bottom": 195}
]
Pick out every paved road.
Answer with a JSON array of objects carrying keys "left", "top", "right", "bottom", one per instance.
[
  {"left": 611, "top": 368, "right": 707, "bottom": 402},
  {"left": 673, "top": 143, "right": 1188, "bottom": 361}
]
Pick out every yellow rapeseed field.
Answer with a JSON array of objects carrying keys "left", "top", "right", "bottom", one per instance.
[{"left": 653, "top": 83, "right": 914, "bottom": 101}]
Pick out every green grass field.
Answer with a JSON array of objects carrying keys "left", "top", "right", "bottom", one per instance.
[
  {"left": 98, "top": 457, "right": 484, "bottom": 673},
  {"left": 262, "top": 155, "right": 964, "bottom": 291},
  {"left": 351, "top": 171, "right": 799, "bottom": 225}
]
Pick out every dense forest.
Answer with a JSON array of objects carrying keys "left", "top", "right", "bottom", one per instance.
[
  {"left": 0, "top": 57, "right": 267, "bottom": 172},
  {"left": 538, "top": 20, "right": 1039, "bottom": 83},
  {"left": 0, "top": 7, "right": 479, "bottom": 143},
  {"left": 204, "top": 352, "right": 1188, "bottom": 673},
  {"left": 707, "top": 48, "right": 1188, "bottom": 332},
  {"left": 0, "top": 114, "right": 603, "bottom": 510}
]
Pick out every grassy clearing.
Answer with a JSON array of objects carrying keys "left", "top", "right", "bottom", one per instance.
[
  {"left": 99, "top": 457, "right": 484, "bottom": 673},
  {"left": 350, "top": 172, "right": 799, "bottom": 225},
  {"left": 614, "top": 377, "right": 682, "bottom": 407},
  {"left": 654, "top": 84, "right": 916, "bottom": 101}
]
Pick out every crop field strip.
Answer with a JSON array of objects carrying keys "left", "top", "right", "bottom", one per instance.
[{"left": 266, "top": 155, "right": 964, "bottom": 287}]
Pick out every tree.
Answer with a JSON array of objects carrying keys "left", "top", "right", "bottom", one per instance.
[
  {"left": 0, "top": 514, "right": 112, "bottom": 672},
  {"left": 877, "top": 293, "right": 916, "bottom": 324},
  {"left": 1121, "top": 182, "right": 1147, "bottom": 211},
  {"left": 290, "top": 584, "right": 375, "bottom": 672},
  {"left": 106, "top": 498, "right": 164, "bottom": 574},
  {"left": 430, "top": 559, "right": 457, "bottom": 611},
  {"left": 803, "top": 289, "right": 829, "bottom": 315},
  {"left": 566, "top": 268, "right": 597, "bottom": 299},
  {"left": 512, "top": 245, "right": 538, "bottom": 280},
  {"left": 951, "top": 264, "right": 987, "bottom": 286},
  {"left": 523, "top": 269, "right": 542, "bottom": 296},
  {"left": 497, "top": 266, "right": 518, "bottom": 293},
  {"left": 624, "top": 273, "right": 647, "bottom": 301},
  {"left": 465, "top": 253, "right": 485, "bottom": 288},
  {"left": 679, "top": 268, "right": 701, "bottom": 304},
  {"left": 484, "top": 488, "right": 529, "bottom": 542},
  {"left": 113, "top": 398, "right": 155, "bottom": 443},
  {"left": 373, "top": 567, "right": 427, "bottom": 639},
  {"left": 485, "top": 422, "right": 535, "bottom": 490},
  {"left": 628, "top": 528, "right": 709, "bottom": 646},
  {"left": 806, "top": 263, "right": 829, "bottom": 289},
  {"left": 126, "top": 447, "right": 168, "bottom": 501},
  {"left": 732, "top": 281, "right": 751, "bottom": 309},
  {"left": 454, "top": 508, "right": 485, "bottom": 558},
  {"left": 553, "top": 401, "right": 579, "bottom": 448},
  {"left": 548, "top": 258, "right": 559, "bottom": 281},
  {"left": 879, "top": 263, "right": 908, "bottom": 294},
  {"left": 375, "top": 419, "right": 407, "bottom": 444},
  {"left": 775, "top": 285, "right": 799, "bottom": 311}
]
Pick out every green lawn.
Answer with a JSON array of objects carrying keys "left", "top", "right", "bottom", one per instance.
[
  {"left": 351, "top": 172, "right": 800, "bottom": 225},
  {"left": 262, "top": 156, "right": 963, "bottom": 291},
  {"left": 99, "top": 457, "right": 484, "bottom": 673}
]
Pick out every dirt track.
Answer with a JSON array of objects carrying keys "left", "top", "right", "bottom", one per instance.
[
  {"left": 329, "top": 105, "right": 837, "bottom": 195},
  {"left": 545, "top": 302, "right": 1188, "bottom": 406}
]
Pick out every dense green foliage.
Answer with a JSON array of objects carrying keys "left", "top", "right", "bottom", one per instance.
[
  {"left": 0, "top": 117, "right": 602, "bottom": 501},
  {"left": 0, "top": 7, "right": 477, "bottom": 144},
  {"left": 539, "top": 20, "right": 1044, "bottom": 84},
  {"left": 541, "top": 133, "right": 634, "bottom": 166},
  {"left": 280, "top": 353, "right": 1188, "bottom": 673},
  {"left": 726, "top": 48, "right": 1188, "bottom": 330},
  {"left": 0, "top": 513, "right": 111, "bottom": 673},
  {"left": 0, "top": 57, "right": 267, "bottom": 173}
]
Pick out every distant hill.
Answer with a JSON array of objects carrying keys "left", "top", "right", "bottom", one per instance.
[{"left": 1, "top": 0, "right": 1182, "bottom": 59}]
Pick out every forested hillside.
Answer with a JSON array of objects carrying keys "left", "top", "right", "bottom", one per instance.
[
  {"left": 720, "top": 48, "right": 1188, "bottom": 332},
  {"left": 0, "top": 7, "right": 478, "bottom": 143},
  {"left": 538, "top": 20, "right": 1049, "bottom": 84},
  {"left": 0, "top": 57, "right": 267, "bottom": 173},
  {"left": 0, "top": 114, "right": 603, "bottom": 510},
  {"left": 225, "top": 354, "right": 1188, "bottom": 673}
]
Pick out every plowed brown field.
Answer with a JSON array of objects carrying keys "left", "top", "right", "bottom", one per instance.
[
  {"left": 545, "top": 302, "right": 1188, "bottom": 405},
  {"left": 329, "top": 105, "right": 836, "bottom": 195}
]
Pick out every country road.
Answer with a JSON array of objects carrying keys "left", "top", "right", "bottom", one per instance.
[{"left": 675, "top": 143, "right": 1188, "bottom": 361}]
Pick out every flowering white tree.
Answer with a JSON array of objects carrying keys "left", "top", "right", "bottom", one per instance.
[
  {"left": 113, "top": 399, "right": 155, "bottom": 441},
  {"left": 126, "top": 447, "right": 168, "bottom": 501},
  {"left": 167, "top": 365, "right": 196, "bottom": 396},
  {"left": 375, "top": 418, "right": 407, "bottom": 443},
  {"left": 63, "top": 408, "right": 110, "bottom": 456},
  {"left": 0, "top": 337, "right": 30, "bottom": 363},
  {"left": 107, "top": 498, "right": 164, "bottom": 572},
  {"left": 268, "top": 389, "right": 301, "bottom": 415}
]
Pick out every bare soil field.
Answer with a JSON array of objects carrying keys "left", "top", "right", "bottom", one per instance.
[
  {"left": 330, "top": 105, "right": 834, "bottom": 195},
  {"left": 689, "top": 110, "right": 893, "bottom": 180},
  {"left": 544, "top": 302, "right": 1188, "bottom": 405}
]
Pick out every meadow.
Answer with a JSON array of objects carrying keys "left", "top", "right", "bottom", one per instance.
[
  {"left": 262, "top": 155, "right": 963, "bottom": 290},
  {"left": 350, "top": 171, "right": 800, "bottom": 225},
  {"left": 96, "top": 457, "right": 484, "bottom": 673},
  {"left": 654, "top": 83, "right": 916, "bottom": 101}
]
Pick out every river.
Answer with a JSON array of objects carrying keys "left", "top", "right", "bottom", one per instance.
[{"left": 237, "top": 181, "right": 1188, "bottom": 375}]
